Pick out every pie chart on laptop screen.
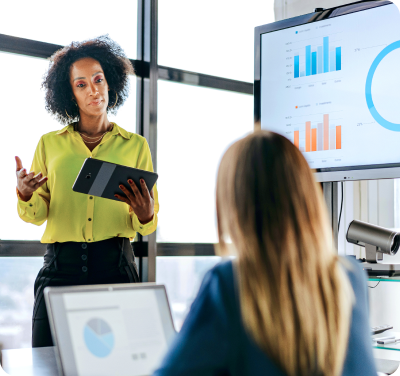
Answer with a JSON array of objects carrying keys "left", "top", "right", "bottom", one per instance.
[{"left": 83, "top": 318, "right": 115, "bottom": 358}]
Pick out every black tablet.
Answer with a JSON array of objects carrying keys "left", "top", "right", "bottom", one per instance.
[{"left": 72, "top": 158, "right": 158, "bottom": 202}]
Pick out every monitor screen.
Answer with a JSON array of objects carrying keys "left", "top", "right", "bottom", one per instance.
[
  {"left": 46, "top": 285, "right": 175, "bottom": 376},
  {"left": 257, "top": 2, "right": 400, "bottom": 181}
]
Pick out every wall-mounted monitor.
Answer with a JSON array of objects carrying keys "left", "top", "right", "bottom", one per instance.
[{"left": 254, "top": 0, "right": 400, "bottom": 182}]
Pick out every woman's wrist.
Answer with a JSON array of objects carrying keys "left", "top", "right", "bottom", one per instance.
[
  {"left": 138, "top": 213, "right": 154, "bottom": 225},
  {"left": 17, "top": 189, "right": 33, "bottom": 202}
]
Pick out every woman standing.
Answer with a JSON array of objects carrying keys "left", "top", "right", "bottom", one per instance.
[
  {"left": 153, "top": 131, "right": 376, "bottom": 376},
  {"left": 15, "top": 36, "right": 159, "bottom": 347}
]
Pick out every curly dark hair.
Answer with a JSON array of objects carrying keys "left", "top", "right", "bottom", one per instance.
[{"left": 42, "top": 35, "right": 133, "bottom": 124}]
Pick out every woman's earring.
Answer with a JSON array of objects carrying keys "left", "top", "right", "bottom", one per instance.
[
  {"left": 66, "top": 99, "right": 78, "bottom": 119},
  {"left": 107, "top": 92, "right": 118, "bottom": 109},
  {"left": 65, "top": 109, "right": 73, "bottom": 119}
]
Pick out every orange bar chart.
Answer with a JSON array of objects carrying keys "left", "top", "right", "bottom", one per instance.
[
  {"left": 311, "top": 128, "right": 317, "bottom": 152},
  {"left": 336, "top": 126, "right": 341, "bottom": 149},
  {"left": 294, "top": 130, "right": 299, "bottom": 148},
  {"left": 305, "top": 122, "right": 311, "bottom": 152},
  {"left": 293, "top": 114, "right": 341, "bottom": 153}
]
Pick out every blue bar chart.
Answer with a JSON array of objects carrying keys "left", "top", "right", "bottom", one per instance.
[{"left": 294, "top": 36, "right": 341, "bottom": 78}]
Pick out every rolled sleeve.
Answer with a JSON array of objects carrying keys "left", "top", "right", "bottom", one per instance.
[
  {"left": 132, "top": 211, "right": 157, "bottom": 235},
  {"left": 16, "top": 190, "right": 48, "bottom": 226}
]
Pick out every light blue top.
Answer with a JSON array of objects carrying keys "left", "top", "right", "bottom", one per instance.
[{"left": 153, "top": 257, "right": 377, "bottom": 376}]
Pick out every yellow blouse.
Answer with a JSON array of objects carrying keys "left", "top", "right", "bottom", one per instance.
[{"left": 17, "top": 123, "right": 159, "bottom": 243}]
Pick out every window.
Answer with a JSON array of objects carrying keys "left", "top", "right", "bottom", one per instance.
[
  {"left": 0, "top": 0, "right": 257, "bottom": 351},
  {"left": 0, "top": 258, "right": 43, "bottom": 349},
  {"left": 156, "top": 256, "right": 221, "bottom": 330},
  {"left": 157, "top": 81, "right": 253, "bottom": 243},
  {"left": 0, "top": 53, "right": 55, "bottom": 241},
  {"left": 158, "top": 0, "right": 274, "bottom": 81},
  {"left": 1, "top": 0, "right": 137, "bottom": 59}
]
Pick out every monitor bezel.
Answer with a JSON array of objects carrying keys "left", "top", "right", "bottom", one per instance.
[{"left": 254, "top": 0, "right": 396, "bottom": 182}]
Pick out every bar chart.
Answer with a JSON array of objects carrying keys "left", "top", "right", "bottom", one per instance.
[
  {"left": 293, "top": 114, "right": 341, "bottom": 152},
  {"left": 294, "top": 36, "right": 342, "bottom": 78}
]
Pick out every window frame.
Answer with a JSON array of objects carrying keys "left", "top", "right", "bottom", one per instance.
[{"left": 0, "top": 0, "right": 253, "bottom": 281}]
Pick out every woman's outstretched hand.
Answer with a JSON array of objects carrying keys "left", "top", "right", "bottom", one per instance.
[
  {"left": 15, "top": 156, "right": 48, "bottom": 202},
  {"left": 115, "top": 179, "right": 154, "bottom": 224}
]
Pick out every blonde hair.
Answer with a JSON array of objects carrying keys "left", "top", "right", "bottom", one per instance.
[{"left": 216, "top": 131, "right": 353, "bottom": 376}]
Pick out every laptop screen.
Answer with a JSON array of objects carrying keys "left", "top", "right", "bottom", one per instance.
[{"left": 45, "top": 285, "right": 175, "bottom": 376}]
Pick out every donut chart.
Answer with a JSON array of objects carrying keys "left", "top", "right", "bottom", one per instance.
[
  {"left": 83, "top": 318, "right": 115, "bottom": 358},
  {"left": 365, "top": 40, "right": 400, "bottom": 132}
]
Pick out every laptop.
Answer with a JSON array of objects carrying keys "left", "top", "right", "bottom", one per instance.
[{"left": 44, "top": 284, "right": 176, "bottom": 376}]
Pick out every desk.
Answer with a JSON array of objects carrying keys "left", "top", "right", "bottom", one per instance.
[
  {"left": 1, "top": 347, "right": 59, "bottom": 376},
  {"left": 0, "top": 347, "right": 399, "bottom": 375}
]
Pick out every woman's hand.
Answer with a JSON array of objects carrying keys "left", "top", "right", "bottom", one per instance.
[
  {"left": 15, "top": 156, "right": 48, "bottom": 202},
  {"left": 115, "top": 179, "right": 154, "bottom": 224}
]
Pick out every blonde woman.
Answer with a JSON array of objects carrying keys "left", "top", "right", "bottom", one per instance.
[{"left": 153, "top": 131, "right": 376, "bottom": 376}]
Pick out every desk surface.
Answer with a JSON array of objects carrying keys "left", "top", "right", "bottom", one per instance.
[
  {"left": 1, "top": 347, "right": 59, "bottom": 376},
  {"left": 1, "top": 347, "right": 399, "bottom": 376}
]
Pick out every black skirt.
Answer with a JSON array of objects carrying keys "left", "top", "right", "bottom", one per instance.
[{"left": 32, "top": 237, "right": 139, "bottom": 348}]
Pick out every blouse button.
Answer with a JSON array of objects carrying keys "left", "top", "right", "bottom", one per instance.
[
  {"left": 90, "top": 196, "right": 93, "bottom": 199},
  {"left": 88, "top": 218, "right": 92, "bottom": 221},
  {"left": 81, "top": 243, "right": 87, "bottom": 249},
  {"left": 82, "top": 266, "right": 88, "bottom": 272},
  {"left": 29, "top": 204, "right": 33, "bottom": 207},
  {"left": 81, "top": 255, "right": 88, "bottom": 261}
]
